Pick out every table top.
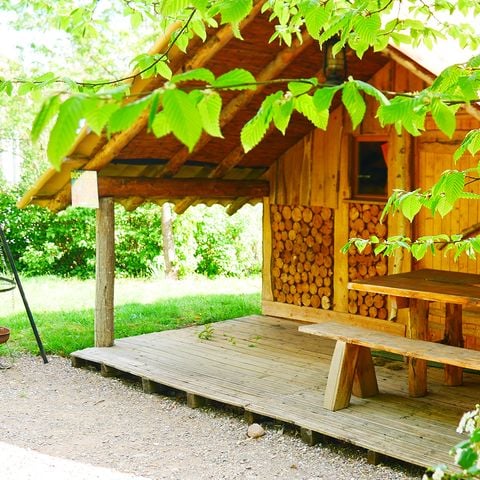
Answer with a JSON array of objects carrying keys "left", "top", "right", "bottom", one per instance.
[{"left": 348, "top": 269, "right": 480, "bottom": 306}]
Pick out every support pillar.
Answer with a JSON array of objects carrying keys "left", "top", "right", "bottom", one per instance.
[{"left": 95, "top": 197, "right": 115, "bottom": 347}]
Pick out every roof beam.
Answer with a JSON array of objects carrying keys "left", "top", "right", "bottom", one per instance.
[
  {"left": 97, "top": 177, "right": 269, "bottom": 199},
  {"left": 161, "top": 31, "right": 315, "bottom": 178}
]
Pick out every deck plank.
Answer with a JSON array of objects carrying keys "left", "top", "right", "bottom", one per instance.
[{"left": 71, "top": 315, "right": 479, "bottom": 471}]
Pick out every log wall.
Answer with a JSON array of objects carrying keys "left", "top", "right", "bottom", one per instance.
[
  {"left": 271, "top": 205, "right": 334, "bottom": 309},
  {"left": 346, "top": 202, "right": 388, "bottom": 319}
]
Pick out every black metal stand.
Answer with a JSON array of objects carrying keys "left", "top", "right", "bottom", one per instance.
[{"left": 0, "top": 224, "right": 48, "bottom": 363}]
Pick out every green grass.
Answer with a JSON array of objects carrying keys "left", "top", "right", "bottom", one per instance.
[{"left": 0, "top": 276, "right": 261, "bottom": 357}]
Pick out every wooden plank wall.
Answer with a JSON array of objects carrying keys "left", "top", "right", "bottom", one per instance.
[
  {"left": 264, "top": 58, "right": 480, "bottom": 346},
  {"left": 415, "top": 115, "right": 480, "bottom": 347}
]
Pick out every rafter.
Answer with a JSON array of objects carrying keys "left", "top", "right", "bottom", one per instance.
[{"left": 161, "top": 31, "right": 315, "bottom": 178}]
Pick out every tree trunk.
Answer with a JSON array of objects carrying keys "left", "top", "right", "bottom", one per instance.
[{"left": 162, "top": 203, "right": 178, "bottom": 279}]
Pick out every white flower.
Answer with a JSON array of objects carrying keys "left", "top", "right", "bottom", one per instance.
[{"left": 432, "top": 467, "right": 445, "bottom": 480}]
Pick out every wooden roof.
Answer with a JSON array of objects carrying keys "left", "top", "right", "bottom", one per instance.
[{"left": 19, "top": 6, "right": 447, "bottom": 214}]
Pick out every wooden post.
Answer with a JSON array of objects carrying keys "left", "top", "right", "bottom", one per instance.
[
  {"left": 95, "top": 197, "right": 115, "bottom": 347},
  {"left": 406, "top": 299, "right": 428, "bottom": 397},
  {"left": 262, "top": 197, "right": 274, "bottom": 302},
  {"left": 388, "top": 129, "right": 413, "bottom": 323}
]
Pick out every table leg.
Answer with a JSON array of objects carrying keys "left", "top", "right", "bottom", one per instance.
[
  {"left": 444, "top": 303, "right": 463, "bottom": 386},
  {"left": 407, "top": 299, "right": 429, "bottom": 397}
]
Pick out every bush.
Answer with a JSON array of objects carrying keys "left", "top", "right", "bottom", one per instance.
[{"left": 0, "top": 188, "right": 262, "bottom": 279}]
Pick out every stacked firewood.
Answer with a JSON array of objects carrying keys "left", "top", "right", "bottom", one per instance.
[
  {"left": 347, "top": 203, "right": 388, "bottom": 319},
  {"left": 271, "top": 205, "right": 334, "bottom": 309}
]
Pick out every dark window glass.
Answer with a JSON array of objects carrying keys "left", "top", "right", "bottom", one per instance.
[{"left": 355, "top": 141, "right": 388, "bottom": 197}]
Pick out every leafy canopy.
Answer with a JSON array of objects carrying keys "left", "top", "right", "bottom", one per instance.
[{"left": 2, "top": 0, "right": 480, "bottom": 258}]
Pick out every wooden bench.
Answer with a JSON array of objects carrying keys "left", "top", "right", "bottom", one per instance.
[{"left": 299, "top": 321, "right": 480, "bottom": 411}]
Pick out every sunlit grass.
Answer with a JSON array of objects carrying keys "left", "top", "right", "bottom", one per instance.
[{"left": 0, "top": 276, "right": 261, "bottom": 357}]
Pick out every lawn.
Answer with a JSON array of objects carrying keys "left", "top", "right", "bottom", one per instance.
[{"left": 0, "top": 276, "right": 261, "bottom": 357}]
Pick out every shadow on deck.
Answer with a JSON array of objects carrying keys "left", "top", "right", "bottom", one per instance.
[{"left": 71, "top": 315, "right": 478, "bottom": 471}]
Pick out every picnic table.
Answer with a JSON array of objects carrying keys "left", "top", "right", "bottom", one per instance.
[
  {"left": 348, "top": 268, "right": 480, "bottom": 396},
  {"left": 300, "top": 269, "right": 480, "bottom": 410}
]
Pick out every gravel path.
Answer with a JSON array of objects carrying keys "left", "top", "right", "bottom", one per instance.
[{"left": 0, "top": 355, "right": 424, "bottom": 479}]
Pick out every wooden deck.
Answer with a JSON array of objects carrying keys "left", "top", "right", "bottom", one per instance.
[{"left": 71, "top": 314, "right": 479, "bottom": 471}]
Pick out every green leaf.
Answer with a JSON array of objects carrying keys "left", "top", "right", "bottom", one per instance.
[
  {"left": 354, "top": 238, "right": 369, "bottom": 253},
  {"left": 342, "top": 81, "right": 366, "bottom": 129},
  {"left": 197, "top": 91, "right": 223, "bottom": 138},
  {"left": 378, "top": 97, "right": 426, "bottom": 136},
  {"left": 212, "top": 68, "right": 256, "bottom": 90},
  {"left": 147, "top": 92, "right": 161, "bottom": 131},
  {"left": 130, "top": 11, "right": 143, "bottom": 29},
  {"left": 431, "top": 100, "right": 456, "bottom": 138},
  {"left": 191, "top": 19, "right": 207, "bottom": 41},
  {"left": 444, "top": 171, "right": 465, "bottom": 205},
  {"left": 108, "top": 95, "right": 152, "bottom": 134},
  {"left": 18, "top": 82, "right": 35, "bottom": 96},
  {"left": 456, "top": 447, "right": 478, "bottom": 470},
  {"left": 411, "top": 242, "right": 427, "bottom": 260},
  {"left": 31, "top": 95, "right": 61, "bottom": 142},
  {"left": 162, "top": 89, "right": 202, "bottom": 151},
  {"left": 47, "top": 96, "right": 85, "bottom": 169},
  {"left": 454, "top": 129, "right": 480, "bottom": 161},
  {"left": 155, "top": 61, "right": 173, "bottom": 80},
  {"left": 302, "top": 2, "right": 332, "bottom": 40},
  {"left": 219, "top": 0, "right": 252, "bottom": 25},
  {"left": 84, "top": 100, "right": 120, "bottom": 136},
  {"left": 288, "top": 79, "right": 316, "bottom": 96},
  {"left": 294, "top": 95, "right": 329, "bottom": 129},
  {"left": 172, "top": 68, "right": 215, "bottom": 84},
  {"left": 151, "top": 111, "right": 172, "bottom": 138},
  {"left": 272, "top": 96, "right": 293, "bottom": 135},
  {"left": 0, "top": 80, "right": 13, "bottom": 96},
  {"left": 400, "top": 193, "right": 422, "bottom": 222},
  {"left": 159, "top": 0, "right": 190, "bottom": 16},
  {"left": 436, "top": 196, "right": 454, "bottom": 218},
  {"left": 313, "top": 86, "right": 341, "bottom": 110},
  {"left": 353, "top": 13, "right": 381, "bottom": 57},
  {"left": 240, "top": 102, "right": 271, "bottom": 153},
  {"left": 354, "top": 80, "right": 389, "bottom": 106}
]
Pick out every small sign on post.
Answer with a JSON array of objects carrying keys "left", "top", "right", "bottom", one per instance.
[{"left": 71, "top": 170, "right": 99, "bottom": 208}]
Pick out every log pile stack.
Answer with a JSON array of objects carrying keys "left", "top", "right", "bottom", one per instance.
[
  {"left": 271, "top": 205, "right": 334, "bottom": 309},
  {"left": 347, "top": 203, "right": 388, "bottom": 319}
]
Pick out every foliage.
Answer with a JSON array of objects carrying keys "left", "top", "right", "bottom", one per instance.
[
  {"left": 1, "top": 0, "right": 479, "bottom": 262},
  {"left": 173, "top": 203, "right": 262, "bottom": 278},
  {"left": 424, "top": 405, "right": 480, "bottom": 479},
  {"left": 0, "top": 189, "right": 262, "bottom": 279}
]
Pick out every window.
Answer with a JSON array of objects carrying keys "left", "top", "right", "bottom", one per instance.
[{"left": 352, "top": 137, "right": 388, "bottom": 199}]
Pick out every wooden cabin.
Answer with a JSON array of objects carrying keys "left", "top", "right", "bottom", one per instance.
[
  {"left": 18, "top": 8, "right": 480, "bottom": 470},
  {"left": 19, "top": 9, "right": 480, "bottom": 348}
]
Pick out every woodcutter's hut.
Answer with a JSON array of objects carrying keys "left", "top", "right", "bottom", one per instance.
[{"left": 19, "top": 6, "right": 480, "bottom": 470}]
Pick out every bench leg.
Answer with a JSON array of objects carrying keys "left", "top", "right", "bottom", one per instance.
[
  {"left": 352, "top": 347, "right": 379, "bottom": 398},
  {"left": 324, "top": 341, "right": 361, "bottom": 411},
  {"left": 444, "top": 303, "right": 463, "bottom": 386}
]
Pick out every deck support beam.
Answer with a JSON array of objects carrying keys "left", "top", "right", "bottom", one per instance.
[{"left": 95, "top": 197, "right": 115, "bottom": 347}]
